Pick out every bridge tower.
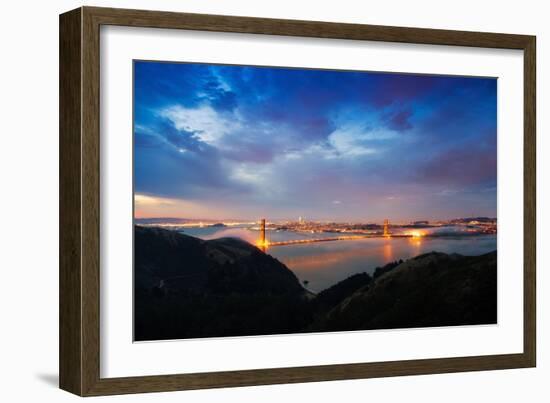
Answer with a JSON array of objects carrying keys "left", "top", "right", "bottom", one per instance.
[
  {"left": 383, "top": 219, "right": 390, "bottom": 237},
  {"left": 260, "top": 219, "right": 266, "bottom": 245}
]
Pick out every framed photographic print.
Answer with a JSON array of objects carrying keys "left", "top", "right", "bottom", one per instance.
[{"left": 59, "top": 6, "right": 536, "bottom": 396}]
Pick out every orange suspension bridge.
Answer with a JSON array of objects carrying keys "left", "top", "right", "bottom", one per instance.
[{"left": 255, "top": 218, "right": 421, "bottom": 251}]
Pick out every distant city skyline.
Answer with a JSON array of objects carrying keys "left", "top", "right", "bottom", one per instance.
[
  {"left": 133, "top": 213, "right": 497, "bottom": 225},
  {"left": 134, "top": 61, "right": 497, "bottom": 221}
]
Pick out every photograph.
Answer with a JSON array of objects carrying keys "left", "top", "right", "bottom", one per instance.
[
  {"left": 133, "top": 61, "right": 498, "bottom": 341},
  {"left": 49, "top": 2, "right": 541, "bottom": 398}
]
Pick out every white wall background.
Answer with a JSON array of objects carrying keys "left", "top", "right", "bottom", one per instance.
[{"left": 0, "top": 0, "right": 546, "bottom": 401}]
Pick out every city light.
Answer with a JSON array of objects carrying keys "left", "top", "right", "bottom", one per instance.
[
  {"left": 256, "top": 239, "right": 270, "bottom": 249},
  {"left": 246, "top": 217, "right": 495, "bottom": 252}
]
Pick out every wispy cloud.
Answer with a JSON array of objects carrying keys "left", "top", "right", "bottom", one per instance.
[{"left": 160, "top": 104, "right": 241, "bottom": 146}]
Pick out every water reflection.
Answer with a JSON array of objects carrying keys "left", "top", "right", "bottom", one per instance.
[
  {"left": 183, "top": 226, "right": 496, "bottom": 293},
  {"left": 383, "top": 242, "right": 393, "bottom": 262}
]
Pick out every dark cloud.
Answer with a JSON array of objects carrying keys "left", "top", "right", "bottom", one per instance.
[
  {"left": 412, "top": 144, "right": 496, "bottom": 187},
  {"left": 368, "top": 74, "right": 439, "bottom": 107},
  {"left": 222, "top": 140, "right": 276, "bottom": 164},
  {"left": 134, "top": 127, "right": 163, "bottom": 148},
  {"left": 384, "top": 107, "right": 414, "bottom": 131},
  {"left": 201, "top": 78, "right": 238, "bottom": 111},
  {"left": 210, "top": 90, "right": 237, "bottom": 111}
]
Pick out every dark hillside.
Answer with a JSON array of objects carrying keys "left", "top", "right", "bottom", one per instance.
[
  {"left": 134, "top": 226, "right": 309, "bottom": 340},
  {"left": 134, "top": 226, "right": 497, "bottom": 340},
  {"left": 311, "top": 251, "right": 497, "bottom": 332}
]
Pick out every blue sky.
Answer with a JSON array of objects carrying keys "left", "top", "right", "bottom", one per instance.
[{"left": 133, "top": 61, "right": 497, "bottom": 222}]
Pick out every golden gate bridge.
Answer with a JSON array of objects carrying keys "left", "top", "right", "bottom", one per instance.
[{"left": 256, "top": 218, "right": 417, "bottom": 251}]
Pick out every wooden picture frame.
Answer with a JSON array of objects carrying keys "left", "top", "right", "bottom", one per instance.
[{"left": 59, "top": 6, "right": 536, "bottom": 396}]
